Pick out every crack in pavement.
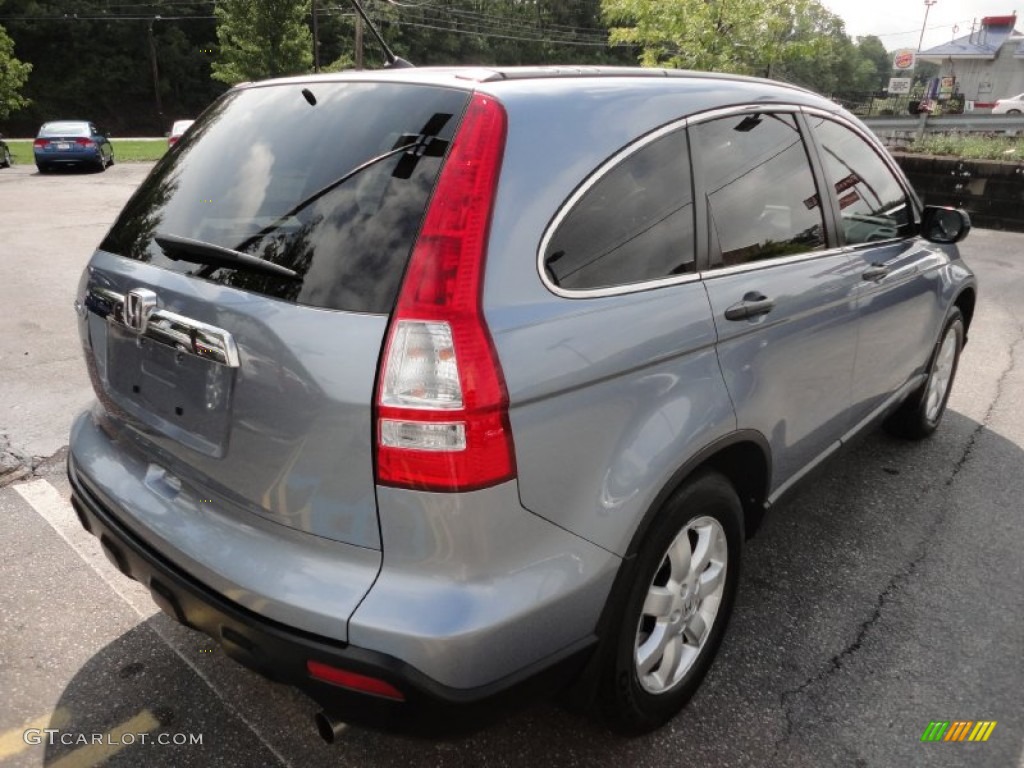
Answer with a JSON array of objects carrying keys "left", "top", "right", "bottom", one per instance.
[
  {"left": 771, "top": 321, "right": 1023, "bottom": 762},
  {"left": 0, "top": 436, "right": 69, "bottom": 487}
]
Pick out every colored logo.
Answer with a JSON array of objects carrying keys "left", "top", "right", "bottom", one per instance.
[
  {"left": 893, "top": 50, "right": 916, "bottom": 70},
  {"left": 921, "top": 721, "right": 997, "bottom": 742}
]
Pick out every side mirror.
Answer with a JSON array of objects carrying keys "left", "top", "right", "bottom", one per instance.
[{"left": 921, "top": 205, "right": 971, "bottom": 244}]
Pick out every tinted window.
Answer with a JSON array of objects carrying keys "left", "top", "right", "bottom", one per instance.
[
  {"left": 101, "top": 83, "right": 470, "bottom": 314},
  {"left": 806, "top": 117, "right": 913, "bottom": 244},
  {"left": 692, "top": 113, "right": 825, "bottom": 268},
  {"left": 543, "top": 126, "right": 695, "bottom": 291}
]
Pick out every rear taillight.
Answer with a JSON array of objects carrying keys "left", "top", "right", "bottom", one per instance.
[
  {"left": 33, "top": 139, "right": 48, "bottom": 149},
  {"left": 75, "top": 137, "right": 94, "bottom": 147},
  {"left": 374, "top": 93, "right": 516, "bottom": 493},
  {"left": 168, "top": 136, "right": 179, "bottom": 147}
]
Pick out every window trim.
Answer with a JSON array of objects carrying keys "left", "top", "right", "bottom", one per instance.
[
  {"left": 698, "top": 242, "right": 850, "bottom": 281},
  {"left": 536, "top": 103, "right": 924, "bottom": 297},
  {"left": 536, "top": 117, "right": 700, "bottom": 299}
]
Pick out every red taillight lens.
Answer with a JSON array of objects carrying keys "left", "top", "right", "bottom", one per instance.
[
  {"left": 75, "top": 137, "right": 94, "bottom": 147},
  {"left": 168, "top": 136, "right": 179, "bottom": 147},
  {"left": 375, "top": 93, "right": 516, "bottom": 493},
  {"left": 33, "top": 139, "right": 48, "bottom": 148},
  {"left": 306, "top": 660, "right": 405, "bottom": 701}
]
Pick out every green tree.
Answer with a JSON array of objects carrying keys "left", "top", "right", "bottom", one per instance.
[
  {"left": 212, "top": 0, "right": 312, "bottom": 85},
  {"left": 602, "top": 0, "right": 838, "bottom": 77},
  {"left": 856, "top": 36, "right": 890, "bottom": 90},
  {"left": 0, "top": 22, "right": 32, "bottom": 119}
]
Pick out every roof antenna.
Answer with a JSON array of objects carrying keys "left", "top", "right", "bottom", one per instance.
[{"left": 348, "top": 0, "right": 414, "bottom": 68}]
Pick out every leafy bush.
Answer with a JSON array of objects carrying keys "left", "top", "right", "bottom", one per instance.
[{"left": 904, "top": 134, "right": 1024, "bottom": 160}]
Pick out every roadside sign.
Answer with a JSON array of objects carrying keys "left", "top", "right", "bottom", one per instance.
[{"left": 888, "top": 78, "right": 912, "bottom": 94}]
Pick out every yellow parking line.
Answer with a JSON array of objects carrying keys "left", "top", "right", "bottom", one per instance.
[
  {"left": 49, "top": 710, "right": 159, "bottom": 768},
  {"left": 0, "top": 708, "right": 71, "bottom": 759}
]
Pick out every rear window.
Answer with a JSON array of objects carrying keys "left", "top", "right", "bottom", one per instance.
[
  {"left": 101, "top": 82, "right": 471, "bottom": 314},
  {"left": 40, "top": 122, "right": 90, "bottom": 137}
]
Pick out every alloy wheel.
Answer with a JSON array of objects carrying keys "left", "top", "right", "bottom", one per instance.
[{"left": 634, "top": 515, "right": 728, "bottom": 694}]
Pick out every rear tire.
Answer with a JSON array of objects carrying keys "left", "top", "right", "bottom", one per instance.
[
  {"left": 36, "top": 163, "right": 48, "bottom": 174},
  {"left": 1008, "top": 109, "right": 1022, "bottom": 115},
  {"left": 599, "top": 471, "right": 742, "bottom": 734},
  {"left": 0, "top": 148, "right": 11, "bottom": 168},
  {"left": 884, "top": 308, "right": 963, "bottom": 440}
]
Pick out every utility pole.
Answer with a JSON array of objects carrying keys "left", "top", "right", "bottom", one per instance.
[
  {"left": 355, "top": 14, "right": 364, "bottom": 70},
  {"left": 917, "top": 0, "right": 937, "bottom": 52},
  {"left": 147, "top": 17, "right": 164, "bottom": 130},
  {"left": 312, "top": 0, "right": 320, "bottom": 72}
]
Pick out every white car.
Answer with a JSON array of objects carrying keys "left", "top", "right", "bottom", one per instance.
[{"left": 991, "top": 93, "right": 1024, "bottom": 114}]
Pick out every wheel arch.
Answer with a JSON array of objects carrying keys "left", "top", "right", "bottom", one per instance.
[
  {"left": 953, "top": 287, "right": 976, "bottom": 340},
  {"left": 565, "top": 430, "right": 771, "bottom": 714},
  {"left": 625, "top": 431, "right": 772, "bottom": 558}
]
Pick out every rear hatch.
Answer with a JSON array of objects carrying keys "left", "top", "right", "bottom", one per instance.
[{"left": 80, "top": 79, "right": 471, "bottom": 547}]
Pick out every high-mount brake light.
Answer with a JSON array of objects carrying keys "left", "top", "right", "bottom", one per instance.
[{"left": 375, "top": 93, "right": 516, "bottom": 493}]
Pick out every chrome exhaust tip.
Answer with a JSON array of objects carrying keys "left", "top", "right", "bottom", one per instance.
[{"left": 314, "top": 710, "right": 347, "bottom": 744}]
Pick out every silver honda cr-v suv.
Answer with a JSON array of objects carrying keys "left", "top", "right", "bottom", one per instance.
[{"left": 68, "top": 66, "right": 976, "bottom": 738}]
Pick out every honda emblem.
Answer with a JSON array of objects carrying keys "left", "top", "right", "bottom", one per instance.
[{"left": 123, "top": 288, "right": 157, "bottom": 334}]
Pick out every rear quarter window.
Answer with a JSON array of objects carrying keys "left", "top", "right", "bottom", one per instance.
[
  {"left": 101, "top": 82, "right": 471, "bottom": 314},
  {"left": 542, "top": 124, "right": 696, "bottom": 293}
]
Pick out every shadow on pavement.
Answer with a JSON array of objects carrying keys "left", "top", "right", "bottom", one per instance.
[{"left": 45, "top": 411, "right": 1023, "bottom": 767}]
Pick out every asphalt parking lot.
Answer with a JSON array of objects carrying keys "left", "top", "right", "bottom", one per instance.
[{"left": 1, "top": 163, "right": 1022, "bottom": 767}]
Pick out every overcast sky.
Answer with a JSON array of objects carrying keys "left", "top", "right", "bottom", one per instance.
[{"left": 822, "top": 0, "right": 1018, "bottom": 51}]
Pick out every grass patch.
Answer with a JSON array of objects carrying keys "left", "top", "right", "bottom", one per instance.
[
  {"left": 904, "top": 134, "right": 1024, "bottom": 160},
  {"left": 4, "top": 138, "right": 166, "bottom": 166}
]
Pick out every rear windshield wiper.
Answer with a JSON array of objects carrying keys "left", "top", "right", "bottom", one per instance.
[
  {"left": 154, "top": 233, "right": 299, "bottom": 279},
  {"left": 232, "top": 114, "right": 451, "bottom": 254}
]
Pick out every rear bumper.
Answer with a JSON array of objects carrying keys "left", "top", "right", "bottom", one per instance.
[
  {"left": 35, "top": 149, "right": 101, "bottom": 165},
  {"left": 68, "top": 453, "right": 597, "bottom": 728},
  {"left": 67, "top": 406, "right": 620, "bottom": 727}
]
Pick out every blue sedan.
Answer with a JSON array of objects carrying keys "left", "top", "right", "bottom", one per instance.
[{"left": 34, "top": 120, "right": 114, "bottom": 173}]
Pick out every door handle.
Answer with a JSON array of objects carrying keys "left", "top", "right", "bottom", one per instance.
[
  {"left": 724, "top": 292, "right": 775, "bottom": 321},
  {"left": 862, "top": 264, "right": 890, "bottom": 281}
]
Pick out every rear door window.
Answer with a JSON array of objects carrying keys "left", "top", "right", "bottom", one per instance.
[
  {"left": 542, "top": 125, "right": 695, "bottom": 292},
  {"left": 101, "top": 82, "right": 471, "bottom": 314},
  {"left": 691, "top": 113, "right": 826, "bottom": 269}
]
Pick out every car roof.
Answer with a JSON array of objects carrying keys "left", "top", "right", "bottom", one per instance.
[
  {"left": 247, "top": 65, "right": 823, "bottom": 101},
  {"left": 240, "top": 66, "right": 845, "bottom": 128}
]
